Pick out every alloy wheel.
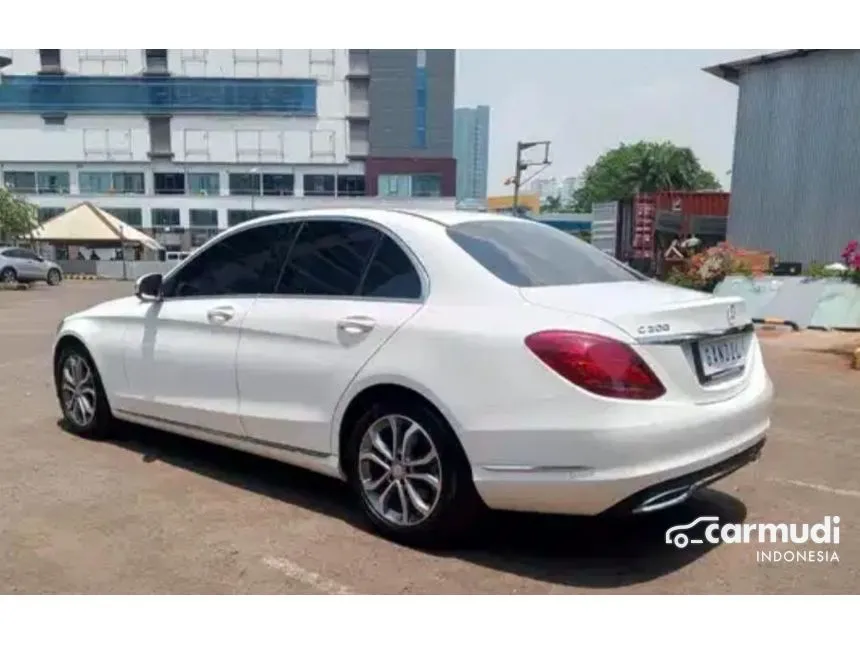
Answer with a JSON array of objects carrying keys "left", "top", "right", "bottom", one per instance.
[
  {"left": 60, "top": 354, "right": 98, "bottom": 428},
  {"left": 357, "top": 414, "right": 443, "bottom": 527}
]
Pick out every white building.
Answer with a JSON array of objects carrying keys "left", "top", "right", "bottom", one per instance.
[
  {"left": 560, "top": 175, "right": 582, "bottom": 200},
  {"left": 0, "top": 49, "right": 456, "bottom": 250},
  {"left": 528, "top": 175, "right": 581, "bottom": 202}
]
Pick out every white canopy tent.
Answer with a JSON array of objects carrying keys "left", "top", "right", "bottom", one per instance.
[{"left": 31, "top": 202, "right": 163, "bottom": 251}]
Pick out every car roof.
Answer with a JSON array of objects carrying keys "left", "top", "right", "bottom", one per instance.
[{"left": 247, "top": 207, "right": 521, "bottom": 229}]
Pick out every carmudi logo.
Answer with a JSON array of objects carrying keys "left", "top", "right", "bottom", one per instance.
[{"left": 665, "top": 516, "right": 841, "bottom": 563}]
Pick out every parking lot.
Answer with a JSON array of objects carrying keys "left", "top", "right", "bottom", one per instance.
[{"left": 1, "top": 281, "right": 858, "bottom": 594}]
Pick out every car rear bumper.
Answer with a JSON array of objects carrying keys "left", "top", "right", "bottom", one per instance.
[{"left": 470, "top": 375, "right": 772, "bottom": 516}]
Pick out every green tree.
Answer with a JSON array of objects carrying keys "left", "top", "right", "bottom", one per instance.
[
  {"left": 0, "top": 188, "right": 39, "bottom": 243},
  {"left": 541, "top": 195, "right": 563, "bottom": 213},
  {"left": 572, "top": 140, "right": 721, "bottom": 212}
]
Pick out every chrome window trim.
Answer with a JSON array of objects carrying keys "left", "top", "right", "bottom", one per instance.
[{"left": 160, "top": 213, "right": 429, "bottom": 304}]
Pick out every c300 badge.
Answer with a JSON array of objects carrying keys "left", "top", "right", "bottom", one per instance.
[{"left": 637, "top": 323, "right": 671, "bottom": 335}]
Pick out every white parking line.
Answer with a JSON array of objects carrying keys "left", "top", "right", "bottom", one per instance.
[
  {"left": 771, "top": 478, "right": 860, "bottom": 499},
  {"left": 262, "top": 556, "right": 353, "bottom": 594}
]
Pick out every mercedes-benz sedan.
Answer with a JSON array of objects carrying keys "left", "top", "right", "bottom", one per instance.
[{"left": 52, "top": 208, "right": 772, "bottom": 545}]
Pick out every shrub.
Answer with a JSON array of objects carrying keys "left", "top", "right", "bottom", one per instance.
[{"left": 664, "top": 242, "right": 757, "bottom": 292}]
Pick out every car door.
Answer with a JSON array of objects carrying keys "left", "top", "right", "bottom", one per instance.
[
  {"left": 121, "top": 221, "right": 298, "bottom": 435},
  {"left": 20, "top": 249, "right": 48, "bottom": 280},
  {"left": 237, "top": 218, "right": 426, "bottom": 455}
]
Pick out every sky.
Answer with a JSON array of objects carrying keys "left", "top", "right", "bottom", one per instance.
[{"left": 455, "top": 50, "right": 771, "bottom": 194}]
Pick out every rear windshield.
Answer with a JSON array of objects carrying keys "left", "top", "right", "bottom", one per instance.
[{"left": 447, "top": 220, "right": 645, "bottom": 287}]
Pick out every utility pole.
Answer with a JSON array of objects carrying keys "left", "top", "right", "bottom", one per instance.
[{"left": 510, "top": 140, "right": 551, "bottom": 217}]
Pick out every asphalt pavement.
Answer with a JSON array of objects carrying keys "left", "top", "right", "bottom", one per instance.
[{"left": 0, "top": 281, "right": 856, "bottom": 593}]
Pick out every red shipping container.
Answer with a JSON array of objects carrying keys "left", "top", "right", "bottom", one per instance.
[{"left": 652, "top": 191, "right": 730, "bottom": 217}]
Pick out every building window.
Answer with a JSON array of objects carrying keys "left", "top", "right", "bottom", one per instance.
[
  {"left": 188, "top": 172, "right": 219, "bottom": 195},
  {"left": 228, "top": 173, "right": 261, "bottom": 196},
  {"left": 415, "top": 51, "right": 428, "bottom": 149},
  {"left": 39, "top": 49, "right": 62, "bottom": 70},
  {"left": 263, "top": 173, "right": 294, "bottom": 196},
  {"left": 2, "top": 171, "right": 37, "bottom": 193},
  {"left": 378, "top": 174, "right": 411, "bottom": 198},
  {"left": 145, "top": 49, "right": 169, "bottom": 73},
  {"left": 337, "top": 175, "right": 366, "bottom": 197},
  {"left": 79, "top": 171, "right": 144, "bottom": 194},
  {"left": 38, "top": 207, "right": 65, "bottom": 221},
  {"left": 113, "top": 172, "right": 145, "bottom": 194},
  {"left": 36, "top": 171, "right": 71, "bottom": 194},
  {"left": 377, "top": 173, "right": 441, "bottom": 198},
  {"left": 154, "top": 172, "right": 185, "bottom": 195},
  {"left": 109, "top": 208, "right": 143, "bottom": 227},
  {"left": 303, "top": 174, "right": 335, "bottom": 196},
  {"left": 227, "top": 209, "right": 280, "bottom": 227},
  {"left": 151, "top": 208, "right": 181, "bottom": 228},
  {"left": 0, "top": 76, "right": 318, "bottom": 115},
  {"left": 412, "top": 174, "right": 441, "bottom": 197},
  {"left": 78, "top": 171, "right": 112, "bottom": 194},
  {"left": 189, "top": 209, "right": 218, "bottom": 228}
]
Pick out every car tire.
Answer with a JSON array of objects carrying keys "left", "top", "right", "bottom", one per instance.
[
  {"left": 345, "top": 397, "right": 484, "bottom": 548},
  {"left": 54, "top": 343, "right": 115, "bottom": 440},
  {"left": 1, "top": 267, "right": 16, "bottom": 284},
  {"left": 47, "top": 269, "right": 62, "bottom": 286}
]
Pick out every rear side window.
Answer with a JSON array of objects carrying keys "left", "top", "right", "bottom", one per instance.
[
  {"left": 359, "top": 236, "right": 422, "bottom": 299},
  {"left": 447, "top": 220, "right": 645, "bottom": 287},
  {"left": 275, "top": 221, "right": 381, "bottom": 296}
]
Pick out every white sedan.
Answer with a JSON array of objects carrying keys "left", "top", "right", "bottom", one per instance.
[{"left": 52, "top": 208, "right": 773, "bottom": 545}]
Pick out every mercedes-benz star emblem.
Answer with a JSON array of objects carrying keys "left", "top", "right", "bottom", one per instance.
[{"left": 727, "top": 304, "right": 737, "bottom": 326}]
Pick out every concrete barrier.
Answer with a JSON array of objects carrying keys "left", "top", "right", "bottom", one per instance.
[
  {"left": 57, "top": 260, "right": 179, "bottom": 281},
  {"left": 714, "top": 276, "right": 860, "bottom": 330},
  {"left": 93, "top": 261, "right": 178, "bottom": 281}
]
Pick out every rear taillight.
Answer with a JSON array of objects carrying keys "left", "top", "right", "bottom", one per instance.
[{"left": 525, "top": 330, "right": 666, "bottom": 400}]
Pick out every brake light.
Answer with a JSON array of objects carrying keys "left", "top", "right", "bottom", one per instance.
[{"left": 525, "top": 330, "right": 666, "bottom": 400}]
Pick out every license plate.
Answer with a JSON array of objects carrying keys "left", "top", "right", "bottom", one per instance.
[{"left": 698, "top": 334, "right": 747, "bottom": 378}]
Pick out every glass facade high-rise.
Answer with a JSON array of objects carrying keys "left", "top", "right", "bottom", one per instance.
[{"left": 453, "top": 105, "right": 490, "bottom": 201}]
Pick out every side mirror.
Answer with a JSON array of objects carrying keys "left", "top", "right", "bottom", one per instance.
[{"left": 134, "top": 273, "right": 163, "bottom": 302}]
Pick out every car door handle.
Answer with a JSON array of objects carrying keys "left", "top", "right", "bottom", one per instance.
[
  {"left": 337, "top": 316, "right": 376, "bottom": 334},
  {"left": 206, "top": 306, "right": 235, "bottom": 324}
]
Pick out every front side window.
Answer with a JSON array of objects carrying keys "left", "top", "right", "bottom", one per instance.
[
  {"left": 165, "top": 222, "right": 299, "bottom": 298},
  {"left": 275, "top": 221, "right": 381, "bottom": 296},
  {"left": 447, "top": 220, "right": 645, "bottom": 288}
]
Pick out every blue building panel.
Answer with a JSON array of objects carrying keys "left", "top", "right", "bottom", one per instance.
[
  {"left": 414, "top": 67, "right": 428, "bottom": 148},
  {"left": 0, "top": 75, "right": 317, "bottom": 115}
]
